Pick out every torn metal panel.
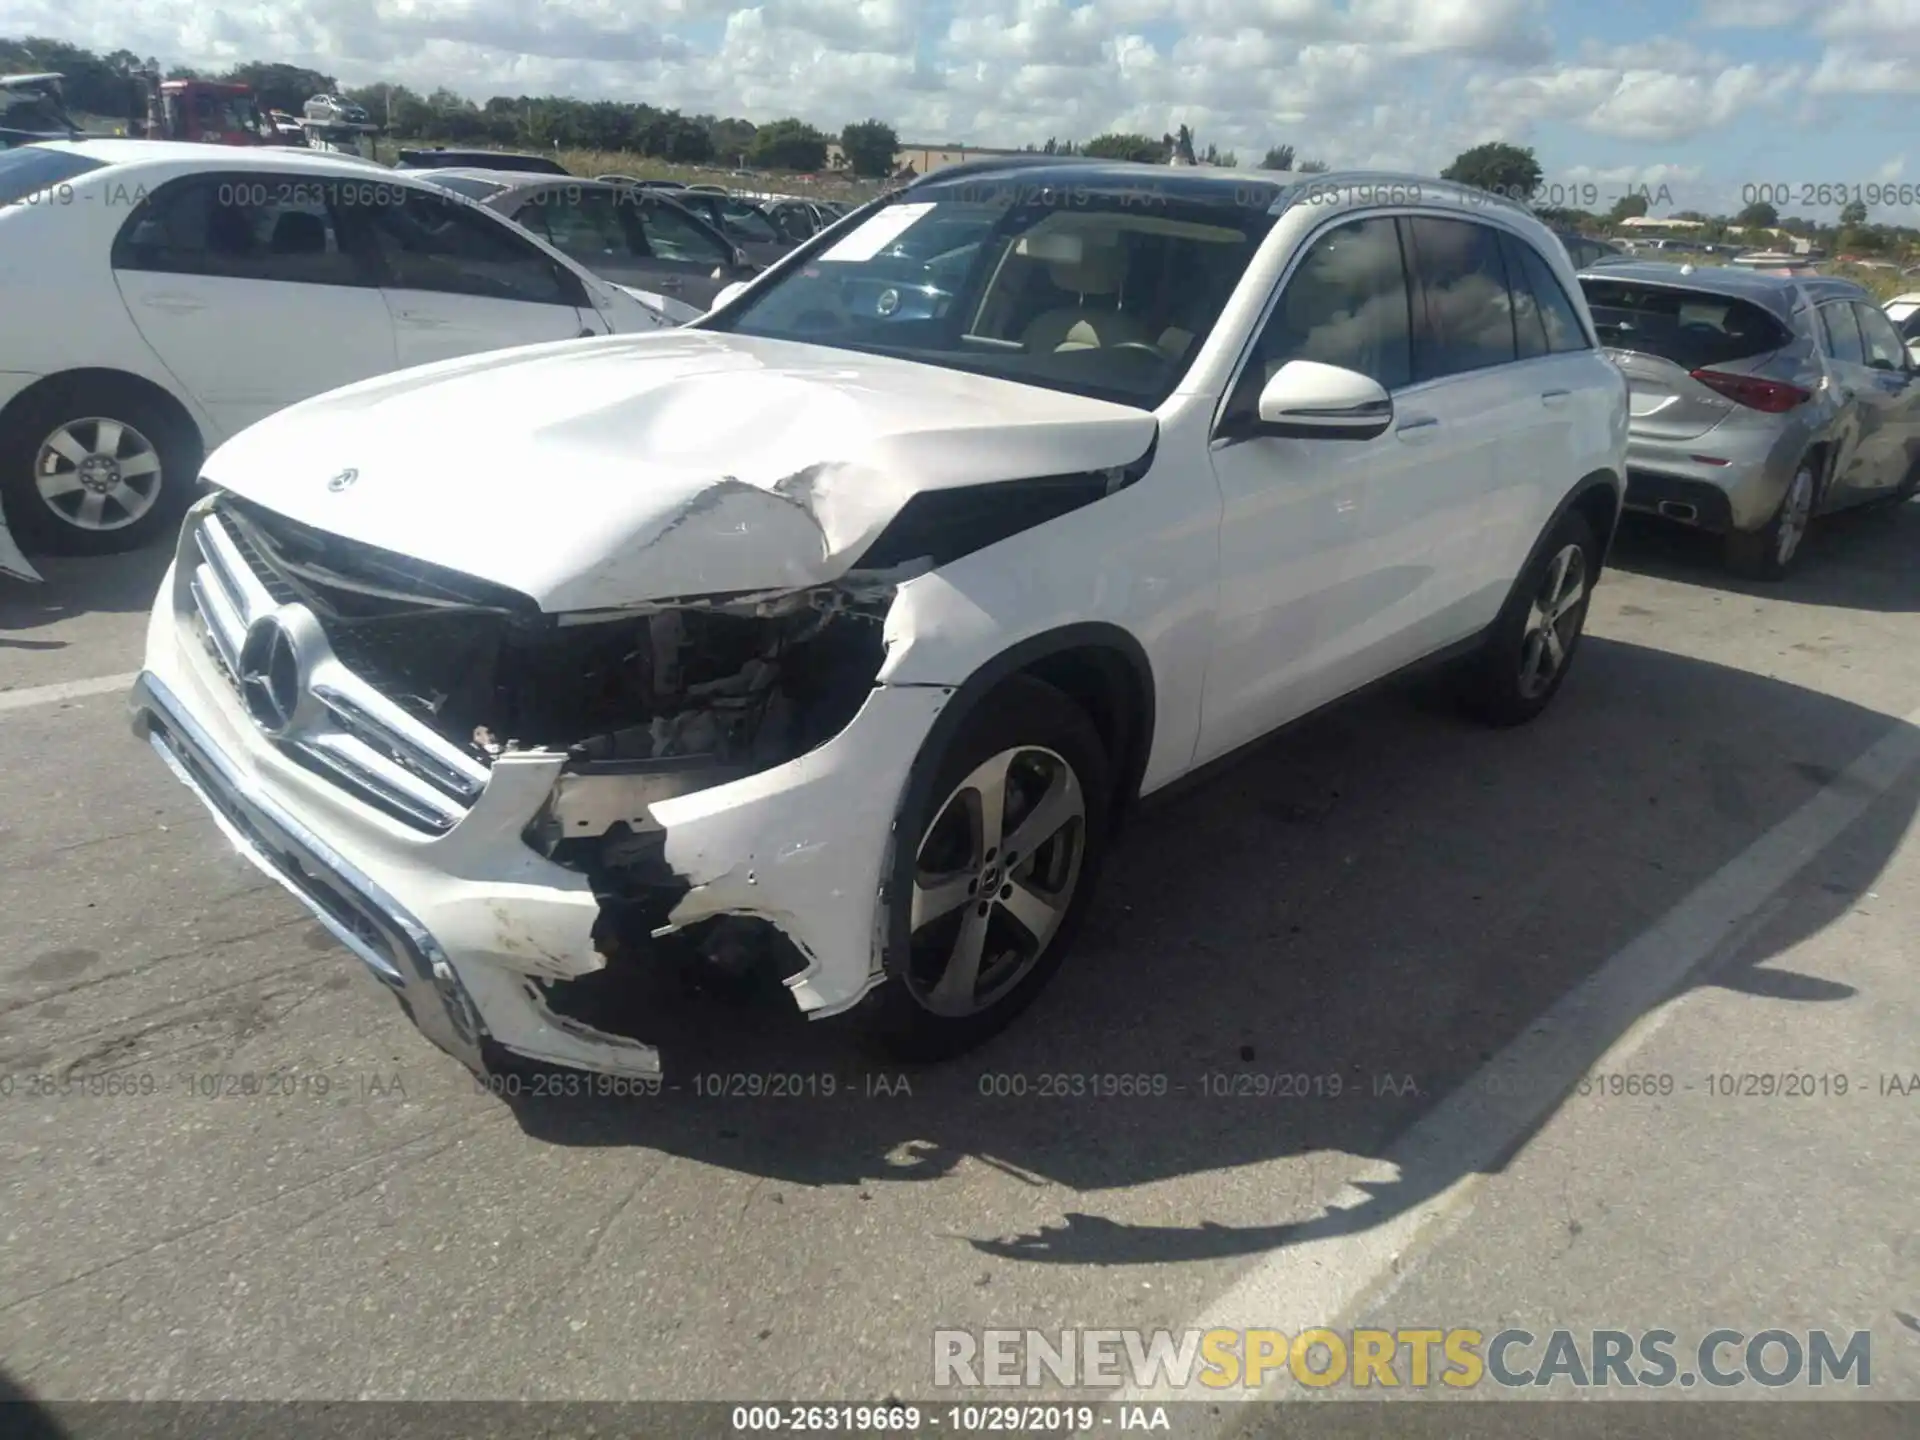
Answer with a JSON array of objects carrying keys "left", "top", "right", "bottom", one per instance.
[{"left": 647, "top": 683, "right": 952, "bottom": 1014}]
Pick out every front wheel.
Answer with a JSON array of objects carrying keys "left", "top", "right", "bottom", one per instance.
[
  {"left": 860, "top": 675, "right": 1113, "bottom": 1061},
  {"left": 1462, "top": 508, "right": 1599, "bottom": 728},
  {"left": 0, "top": 381, "right": 201, "bottom": 556}
]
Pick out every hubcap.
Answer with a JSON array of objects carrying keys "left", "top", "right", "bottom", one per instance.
[
  {"left": 1519, "top": 542, "right": 1589, "bottom": 699},
  {"left": 906, "top": 745, "right": 1087, "bottom": 1018},
  {"left": 34, "top": 418, "right": 164, "bottom": 532},
  {"left": 1776, "top": 466, "right": 1814, "bottom": 566}
]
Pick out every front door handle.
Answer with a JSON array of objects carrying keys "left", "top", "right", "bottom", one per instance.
[
  {"left": 1541, "top": 388, "right": 1571, "bottom": 406},
  {"left": 655, "top": 276, "right": 683, "bottom": 291},
  {"left": 1395, "top": 414, "right": 1440, "bottom": 441}
]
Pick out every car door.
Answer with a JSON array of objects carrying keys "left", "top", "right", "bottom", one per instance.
[
  {"left": 1361, "top": 215, "right": 1533, "bottom": 666},
  {"left": 629, "top": 196, "right": 742, "bottom": 308},
  {"left": 1198, "top": 213, "right": 1424, "bottom": 763},
  {"left": 1851, "top": 301, "right": 1920, "bottom": 497},
  {"left": 348, "top": 186, "right": 600, "bottom": 366},
  {"left": 110, "top": 171, "right": 397, "bottom": 443},
  {"left": 1814, "top": 299, "right": 1897, "bottom": 502}
]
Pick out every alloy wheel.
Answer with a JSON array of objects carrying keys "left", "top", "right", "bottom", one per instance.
[
  {"left": 1776, "top": 465, "right": 1815, "bottom": 567},
  {"left": 1518, "top": 542, "right": 1589, "bottom": 699},
  {"left": 34, "top": 417, "right": 164, "bottom": 532},
  {"left": 906, "top": 745, "right": 1087, "bottom": 1018}
]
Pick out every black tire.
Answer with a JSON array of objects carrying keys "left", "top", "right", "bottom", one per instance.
[
  {"left": 0, "top": 379, "right": 201, "bottom": 556},
  {"left": 858, "top": 674, "right": 1113, "bottom": 1061},
  {"left": 1724, "top": 455, "right": 1818, "bottom": 580},
  {"left": 1462, "top": 507, "right": 1600, "bottom": 728}
]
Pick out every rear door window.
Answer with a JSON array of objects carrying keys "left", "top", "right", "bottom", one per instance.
[
  {"left": 1818, "top": 301, "right": 1865, "bottom": 364},
  {"left": 1579, "top": 279, "right": 1792, "bottom": 369},
  {"left": 1405, "top": 217, "right": 1519, "bottom": 381},
  {"left": 110, "top": 174, "right": 371, "bottom": 287}
]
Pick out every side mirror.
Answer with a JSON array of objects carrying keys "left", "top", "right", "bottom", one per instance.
[
  {"left": 1252, "top": 360, "right": 1393, "bottom": 440},
  {"left": 712, "top": 280, "right": 751, "bottom": 310}
]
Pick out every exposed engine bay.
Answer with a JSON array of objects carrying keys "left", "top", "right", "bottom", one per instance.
[{"left": 219, "top": 493, "right": 904, "bottom": 776}]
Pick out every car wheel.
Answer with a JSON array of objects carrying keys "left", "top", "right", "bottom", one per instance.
[
  {"left": 0, "top": 381, "right": 201, "bottom": 556},
  {"left": 861, "top": 675, "right": 1113, "bottom": 1061},
  {"left": 1724, "top": 458, "right": 1816, "bottom": 580},
  {"left": 1462, "top": 508, "right": 1600, "bottom": 728}
]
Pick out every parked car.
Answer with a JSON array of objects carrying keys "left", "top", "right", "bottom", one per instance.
[
  {"left": 1579, "top": 262, "right": 1920, "bottom": 578},
  {"left": 762, "top": 197, "right": 833, "bottom": 243},
  {"left": 1887, "top": 292, "right": 1920, "bottom": 367},
  {"left": 130, "top": 160, "right": 1626, "bottom": 1082},
  {"left": 393, "top": 147, "right": 569, "bottom": 176},
  {"left": 0, "top": 140, "right": 676, "bottom": 580},
  {"left": 1552, "top": 230, "right": 1627, "bottom": 268},
  {"left": 597, "top": 175, "right": 687, "bottom": 192},
  {"left": 411, "top": 171, "right": 759, "bottom": 311},
  {"left": 301, "top": 94, "right": 369, "bottom": 126}
]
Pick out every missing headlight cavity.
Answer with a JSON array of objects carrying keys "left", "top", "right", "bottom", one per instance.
[{"left": 854, "top": 434, "right": 1158, "bottom": 571}]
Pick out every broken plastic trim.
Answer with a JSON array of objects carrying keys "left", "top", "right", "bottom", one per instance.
[{"left": 853, "top": 431, "right": 1158, "bottom": 571}]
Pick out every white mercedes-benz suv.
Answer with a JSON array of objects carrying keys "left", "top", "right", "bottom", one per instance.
[{"left": 131, "top": 160, "right": 1628, "bottom": 1080}]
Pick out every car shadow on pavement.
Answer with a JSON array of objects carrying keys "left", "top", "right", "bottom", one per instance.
[
  {"left": 0, "top": 539, "right": 174, "bottom": 644},
  {"left": 1607, "top": 496, "right": 1920, "bottom": 612},
  {"left": 493, "top": 635, "right": 1915, "bottom": 1268}
]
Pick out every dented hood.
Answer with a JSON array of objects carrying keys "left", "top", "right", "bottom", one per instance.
[{"left": 201, "top": 330, "right": 1157, "bottom": 612}]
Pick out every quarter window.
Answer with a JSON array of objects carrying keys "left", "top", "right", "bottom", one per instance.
[
  {"left": 1503, "top": 235, "right": 1589, "bottom": 354},
  {"left": 1406, "top": 216, "right": 1519, "bottom": 381},
  {"left": 110, "top": 175, "right": 369, "bottom": 287},
  {"left": 357, "top": 190, "right": 575, "bottom": 305},
  {"left": 1227, "top": 215, "right": 1412, "bottom": 421}
]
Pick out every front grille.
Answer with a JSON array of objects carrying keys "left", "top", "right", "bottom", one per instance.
[{"left": 182, "top": 507, "right": 491, "bottom": 835}]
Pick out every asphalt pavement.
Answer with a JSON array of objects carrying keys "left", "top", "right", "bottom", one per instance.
[{"left": 1, "top": 503, "right": 1917, "bottom": 1426}]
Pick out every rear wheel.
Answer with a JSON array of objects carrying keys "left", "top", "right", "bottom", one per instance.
[
  {"left": 0, "top": 380, "right": 201, "bottom": 556},
  {"left": 860, "top": 676, "right": 1113, "bottom": 1060},
  {"left": 1724, "top": 458, "right": 1816, "bottom": 580},
  {"left": 1462, "top": 508, "right": 1599, "bottom": 728}
]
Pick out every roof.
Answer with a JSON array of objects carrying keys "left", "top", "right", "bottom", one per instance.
[
  {"left": 24, "top": 138, "right": 428, "bottom": 176},
  {"left": 1574, "top": 259, "right": 1870, "bottom": 317},
  {"left": 0, "top": 73, "right": 65, "bottom": 88}
]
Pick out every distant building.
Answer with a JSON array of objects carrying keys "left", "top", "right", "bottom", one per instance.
[{"left": 825, "top": 140, "right": 1028, "bottom": 176}]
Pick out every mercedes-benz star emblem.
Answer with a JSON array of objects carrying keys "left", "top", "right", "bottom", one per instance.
[
  {"left": 327, "top": 468, "right": 358, "bottom": 492},
  {"left": 238, "top": 615, "right": 302, "bottom": 735}
]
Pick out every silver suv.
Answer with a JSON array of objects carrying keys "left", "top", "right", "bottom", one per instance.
[{"left": 1578, "top": 262, "right": 1920, "bottom": 578}]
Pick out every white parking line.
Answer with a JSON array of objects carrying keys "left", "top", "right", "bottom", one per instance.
[
  {"left": 1122, "top": 701, "right": 1920, "bottom": 1412},
  {"left": 0, "top": 671, "right": 140, "bottom": 714}
]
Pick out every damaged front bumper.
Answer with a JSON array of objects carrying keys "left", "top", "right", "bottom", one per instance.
[{"left": 131, "top": 591, "right": 949, "bottom": 1079}]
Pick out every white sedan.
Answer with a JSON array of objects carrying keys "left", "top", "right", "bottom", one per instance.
[{"left": 0, "top": 140, "right": 678, "bottom": 580}]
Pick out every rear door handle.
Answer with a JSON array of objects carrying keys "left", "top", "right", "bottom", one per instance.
[
  {"left": 394, "top": 310, "right": 448, "bottom": 328},
  {"left": 655, "top": 276, "right": 683, "bottom": 290},
  {"left": 1395, "top": 414, "right": 1440, "bottom": 441},
  {"left": 1541, "top": 388, "right": 1571, "bottom": 406}
]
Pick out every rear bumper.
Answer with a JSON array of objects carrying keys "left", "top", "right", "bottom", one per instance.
[
  {"left": 1622, "top": 419, "right": 1814, "bottom": 534},
  {"left": 1622, "top": 471, "right": 1735, "bottom": 532}
]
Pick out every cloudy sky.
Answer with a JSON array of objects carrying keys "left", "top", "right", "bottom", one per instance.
[{"left": 3, "top": 0, "right": 1916, "bottom": 218}]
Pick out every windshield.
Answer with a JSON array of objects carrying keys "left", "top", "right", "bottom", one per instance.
[
  {"left": 1579, "top": 279, "right": 1792, "bottom": 370},
  {"left": 0, "top": 146, "right": 105, "bottom": 203},
  {"left": 719, "top": 203, "right": 779, "bottom": 242},
  {"left": 705, "top": 173, "right": 1278, "bottom": 408}
]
